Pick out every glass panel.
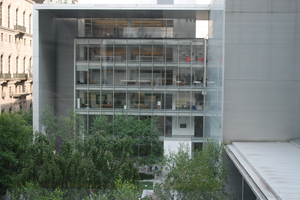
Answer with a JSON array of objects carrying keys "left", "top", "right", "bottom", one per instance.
[
  {"left": 114, "top": 68, "right": 126, "bottom": 86},
  {"left": 194, "top": 117, "right": 203, "bottom": 137},
  {"left": 166, "top": 20, "right": 174, "bottom": 38},
  {"left": 116, "top": 19, "right": 127, "bottom": 38},
  {"left": 141, "top": 20, "right": 154, "bottom": 38},
  {"left": 89, "top": 90, "right": 101, "bottom": 109},
  {"left": 165, "top": 69, "right": 173, "bottom": 86},
  {"left": 89, "top": 43, "right": 101, "bottom": 62},
  {"left": 140, "top": 40, "right": 152, "bottom": 62},
  {"left": 131, "top": 20, "right": 141, "bottom": 38},
  {"left": 114, "top": 90, "right": 126, "bottom": 110},
  {"left": 176, "top": 91, "right": 190, "bottom": 110},
  {"left": 153, "top": 20, "right": 166, "bottom": 38},
  {"left": 165, "top": 116, "right": 173, "bottom": 137},
  {"left": 139, "top": 92, "right": 152, "bottom": 110},
  {"left": 165, "top": 92, "right": 174, "bottom": 110},
  {"left": 140, "top": 68, "right": 152, "bottom": 88},
  {"left": 153, "top": 40, "right": 164, "bottom": 62},
  {"left": 104, "top": 19, "right": 116, "bottom": 38},
  {"left": 153, "top": 92, "right": 164, "bottom": 110},
  {"left": 76, "top": 44, "right": 88, "bottom": 61},
  {"left": 76, "top": 90, "right": 88, "bottom": 108},
  {"left": 101, "top": 40, "right": 114, "bottom": 62},
  {"left": 114, "top": 41, "right": 126, "bottom": 62},
  {"left": 127, "top": 67, "right": 139, "bottom": 87},
  {"left": 179, "top": 41, "right": 191, "bottom": 63},
  {"left": 192, "top": 41, "right": 204, "bottom": 62},
  {"left": 85, "top": 19, "right": 92, "bottom": 37},
  {"left": 153, "top": 69, "right": 163, "bottom": 87},
  {"left": 154, "top": 116, "right": 164, "bottom": 136},
  {"left": 101, "top": 91, "right": 113, "bottom": 109},
  {"left": 127, "top": 40, "right": 139, "bottom": 62},
  {"left": 192, "top": 68, "right": 204, "bottom": 87},
  {"left": 178, "top": 67, "right": 192, "bottom": 87},
  {"left": 166, "top": 40, "right": 178, "bottom": 63},
  {"left": 92, "top": 19, "right": 104, "bottom": 37},
  {"left": 102, "top": 64, "right": 113, "bottom": 86},
  {"left": 193, "top": 91, "right": 204, "bottom": 111},
  {"left": 128, "top": 91, "right": 139, "bottom": 110},
  {"left": 89, "top": 69, "right": 101, "bottom": 85},
  {"left": 76, "top": 65, "right": 88, "bottom": 85}
]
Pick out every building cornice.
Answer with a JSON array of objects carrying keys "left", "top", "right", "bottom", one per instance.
[
  {"left": 0, "top": 26, "right": 33, "bottom": 38},
  {"left": 26, "top": 0, "right": 36, "bottom": 4}
]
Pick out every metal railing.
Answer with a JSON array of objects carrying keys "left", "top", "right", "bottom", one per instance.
[
  {"left": 13, "top": 73, "right": 27, "bottom": 78},
  {"left": 0, "top": 73, "right": 11, "bottom": 78},
  {"left": 14, "top": 25, "right": 26, "bottom": 33}
]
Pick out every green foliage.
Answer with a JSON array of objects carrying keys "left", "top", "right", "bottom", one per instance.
[
  {"left": 9, "top": 182, "right": 67, "bottom": 200},
  {"left": 0, "top": 112, "right": 33, "bottom": 196},
  {"left": 155, "top": 140, "right": 231, "bottom": 200},
  {"left": 112, "top": 177, "right": 141, "bottom": 200},
  {"left": 40, "top": 105, "right": 85, "bottom": 144},
  {"left": 92, "top": 113, "right": 164, "bottom": 166},
  {"left": 15, "top": 108, "right": 33, "bottom": 126},
  {"left": 17, "top": 133, "right": 139, "bottom": 190},
  {"left": 17, "top": 133, "right": 62, "bottom": 188}
]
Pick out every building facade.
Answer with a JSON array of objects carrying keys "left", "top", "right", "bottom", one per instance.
[
  {"left": 33, "top": 1, "right": 300, "bottom": 199},
  {"left": 0, "top": 0, "right": 34, "bottom": 113}
]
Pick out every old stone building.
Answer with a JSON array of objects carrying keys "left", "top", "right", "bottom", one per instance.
[{"left": 0, "top": 0, "right": 34, "bottom": 113}]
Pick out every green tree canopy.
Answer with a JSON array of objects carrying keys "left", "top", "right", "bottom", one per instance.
[
  {"left": 91, "top": 113, "right": 163, "bottom": 166},
  {"left": 155, "top": 140, "right": 231, "bottom": 200},
  {"left": 0, "top": 112, "right": 33, "bottom": 196}
]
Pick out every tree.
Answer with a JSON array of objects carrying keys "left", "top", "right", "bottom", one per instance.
[
  {"left": 91, "top": 113, "right": 163, "bottom": 166},
  {"left": 17, "top": 133, "right": 62, "bottom": 188},
  {"left": 40, "top": 105, "right": 86, "bottom": 144},
  {"left": 155, "top": 140, "right": 231, "bottom": 200},
  {"left": 0, "top": 112, "right": 33, "bottom": 196},
  {"left": 17, "top": 131, "right": 139, "bottom": 190}
]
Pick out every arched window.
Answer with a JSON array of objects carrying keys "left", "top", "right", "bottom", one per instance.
[
  {"left": 0, "top": 2, "right": 2, "bottom": 26},
  {"left": 29, "top": 14, "right": 31, "bottom": 34},
  {"left": 0, "top": 55, "right": 3, "bottom": 74},
  {"left": 23, "top": 11, "right": 25, "bottom": 27},
  {"left": 8, "top": 6, "right": 10, "bottom": 28},
  {"left": 23, "top": 57, "right": 25, "bottom": 73},
  {"left": 16, "top": 56, "right": 18, "bottom": 74},
  {"left": 8, "top": 56, "right": 11, "bottom": 73},
  {"left": 16, "top": 9, "right": 18, "bottom": 26}
]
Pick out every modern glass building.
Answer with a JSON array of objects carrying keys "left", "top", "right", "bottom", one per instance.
[
  {"left": 74, "top": 19, "right": 206, "bottom": 147},
  {"left": 33, "top": 1, "right": 300, "bottom": 199}
]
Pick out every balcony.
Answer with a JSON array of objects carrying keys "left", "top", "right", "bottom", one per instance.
[
  {"left": 0, "top": 73, "right": 11, "bottom": 79},
  {"left": 14, "top": 25, "right": 26, "bottom": 36},
  {"left": 13, "top": 73, "right": 27, "bottom": 81}
]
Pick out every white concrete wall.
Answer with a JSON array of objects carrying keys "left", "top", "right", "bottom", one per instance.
[{"left": 164, "top": 140, "right": 192, "bottom": 157}]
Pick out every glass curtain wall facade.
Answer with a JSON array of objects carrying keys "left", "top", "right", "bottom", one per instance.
[{"left": 75, "top": 19, "right": 206, "bottom": 139}]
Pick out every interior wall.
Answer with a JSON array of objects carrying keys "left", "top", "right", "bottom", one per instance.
[
  {"left": 173, "top": 19, "right": 196, "bottom": 38},
  {"left": 55, "top": 19, "right": 78, "bottom": 116},
  {"left": 223, "top": 0, "right": 300, "bottom": 143}
]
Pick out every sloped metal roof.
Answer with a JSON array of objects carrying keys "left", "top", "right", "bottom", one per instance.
[{"left": 226, "top": 141, "right": 300, "bottom": 200}]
